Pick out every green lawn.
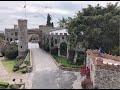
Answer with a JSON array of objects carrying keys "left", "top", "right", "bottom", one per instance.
[
  {"left": 1, "top": 58, "right": 16, "bottom": 73},
  {"left": 53, "top": 55, "right": 84, "bottom": 68}
]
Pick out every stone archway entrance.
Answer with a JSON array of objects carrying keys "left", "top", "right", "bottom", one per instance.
[
  {"left": 28, "top": 34, "right": 39, "bottom": 43},
  {"left": 60, "top": 42, "right": 67, "bottom": 56}
]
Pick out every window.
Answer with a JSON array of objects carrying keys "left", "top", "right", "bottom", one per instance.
[
  {"left": 62, "top": 36, "right": 64, "bottom": 40},
  {"left": 21, "top": 46, "right": 22, "bottom": 48},
  {"left": 15, "top": 32, "right": 18, "bottom": 36},
  {"left": 10, "top": 38, "right": 12, "bottom": 41},
  {"left": 64, "top": 33, "right": 67, "bottom": 35},
  {"left": 55, "top": 39, "right": 57, "bottom": 44},
  {"left": 11, "top": 33, "right": 13, "bottom": 35}
]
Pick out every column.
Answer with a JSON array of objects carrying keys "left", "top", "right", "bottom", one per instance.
[
  {"left": 58, "top": 43, "right": 60, "bottom": 56},
  {"left": 49, "top": 37, "right": 51, "bottom": 53},
  {"left": 67, "top": 43, "right": 69, "bottom": 59}
]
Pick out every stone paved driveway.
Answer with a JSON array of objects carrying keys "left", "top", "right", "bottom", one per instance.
[{"left": 28, "top": 43, "right": 82, "bottom": 89}]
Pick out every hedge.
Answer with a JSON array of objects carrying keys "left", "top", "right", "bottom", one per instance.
[
  {"left": 0, "top": 82, "right": 9, "bottom": 88},
  {"left": 23, "top": 52, "right": 30, "bottom": 66}
]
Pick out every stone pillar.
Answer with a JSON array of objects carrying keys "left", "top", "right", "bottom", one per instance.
[
  {"left": 18, "top": 19, "right": 28, "bottom": 57},
  {"left": 67, "top": 43, "right": 69, "bottom": 59},
  {"left": 49, "top": 37, "right": 51, "bottom": 53}
]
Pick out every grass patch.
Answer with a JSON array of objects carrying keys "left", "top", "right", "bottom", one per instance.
[
  {"left": 1, "top": 58, "right": 16, "bottom": 73},
  {"left": 53, "top": 55, "right": 84, "bottom": 68}
]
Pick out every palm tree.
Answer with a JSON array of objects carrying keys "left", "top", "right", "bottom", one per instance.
[{"left": 58, "top": 17, "right": 67, "bottom": 28}]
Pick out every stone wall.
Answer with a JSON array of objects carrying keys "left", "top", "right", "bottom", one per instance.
[
  {"left": 94, "top": 69, "right": 120, "bottom": 89},
  {"left": 86, "top": 49, "right": 120, "bottom": 89}
]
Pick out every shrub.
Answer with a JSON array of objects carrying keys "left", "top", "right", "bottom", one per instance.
[
  {"left": 21, "top": 68, "right": 27, "bottom": 74},
  {"left": 16, "top": 56, "right": 25, "bottom": 60},
  {"left": 9, "top": 84, "right": 19, "bottom": 89},
  {"left": 14, "top": 64, "right": 19, "bottom": 68},
  {"left": 1, "top": 46, "right": 7, "bottom": 56},
  {"left": 13, "top": 60, "right": 24, "bottom": 72},
  {"left": 24, "top": 61, "right": 30, "bottom": 65},
  {"left": 60, "top": 42, "right": 67, "bottom": 56},
  {"left": 9, "top": 84, "right": 14, "bottom": 89},
  {"left": 42, "top": 44, "right": 50, "bottom": 52},
  {"left": 5, "top": 46, "right": 18, "bottom": 59},
  {"left": 26, "top": 66, "right": 32, "bottom": 73},
  {"left": 13, "top": 67, "right": 19, "bottom": 72},
  {"left": 51, "top": 47, "right": 58, "bottom": 56},
  {"left": 23, "top": 53, "right": 30, "bottom": 66},
  {"left": 19, "top": 63, "right": 27, "bottom": 69},
  {"left": 0, "top": 86, "right": 6, "bottom": 89},
  {"left": 68, "top": 50, "right": 75, "bottom": 60},
  {"left": 0, "top": 82, "right": 9, "bottom": 88},
  {"left": 77, "top": 51, "right": 86, "bottom": 64}
]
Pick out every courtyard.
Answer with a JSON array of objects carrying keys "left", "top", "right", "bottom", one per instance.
[
  {"left": 0, "top": 1, "right": 119, "bottom": 89},
  {"left": 0, "top": 42, "right": 82, "bottom": 89}
]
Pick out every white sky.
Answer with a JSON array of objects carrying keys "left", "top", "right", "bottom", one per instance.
[{"left": 0, "top": 1, "right": 119, "bottom": 32}]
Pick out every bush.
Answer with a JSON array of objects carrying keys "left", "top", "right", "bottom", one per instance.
[
  {"left": 24, "top": 61, "right": 30, "bottom": 65},
  {"left": 21, "top": 68, "right": 27, "bottom": 74},
  {"left": 77, "top": 51, "right": 86, "bottom": 64},
  {"left": 9, "top": 84, "right": 19, "bottom": 89},
  {"left": 51, "top": 47, "right": 58, "bottom": 56},
  {"left": 19, "top": 63, "right": 27, "bottom": 69},
  {"left": 26, "top": 66, "right": 32, "bottom": 73},
  {"left": 13, "top": 67, "right": 19, "bottom": 72},
  {"left": 5, "top": 46, "right": 18, "bottom": 59},
  {"left": 23, "top": 53, "right": 30, "bottom": 66},
  {"left": 0, "top": 82, "right": 9, "bottom": 88},
  {"left": 13, "top": 60, "right": 24, "bottom": 72},
  {"left": 9, "top": 84, "right": 14, "bottom": 89},
  {"left": 1, "top": 46, "right": 7, "bottom": 56},
  {"left": 68, "top": 50, "right": 75, "bottom": 60},
  {"left": 14, "top": 63, "right": 19, "bottom": 68},
  {"left": 42, "top": 44, "right": 50, "bottom": 52},
  {"left": 0, "top": 86, "right": 6, "bottom": 89},
  {"left": 16, "top": 55, "right": 25, "bottom": 60}
]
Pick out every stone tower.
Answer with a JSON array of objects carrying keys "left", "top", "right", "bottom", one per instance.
[{"left": 18, "top": 19, "right": 28, "bottom": 57}]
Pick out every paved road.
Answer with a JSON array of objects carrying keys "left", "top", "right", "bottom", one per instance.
[{"left": 28, "top": 42, "right": 81, "bottom": 89}]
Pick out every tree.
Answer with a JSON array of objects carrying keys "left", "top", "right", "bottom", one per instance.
[
  {"left": 4, "top": 43, "right": 18, "bottom": 59},
  {"left": 67, "top": 2, "right": 120, "bottom": 63},
  {"left": 0, "top": 33, "right": 5, "bottom": 44},
  {"left": 46, "top": 14, "right": 52, "bottom": 26},
  {"left": 51, "top": 22, "right": 54, "bottom": 27},
  {"left": 58, "top": 17, "right": 67, "bottom": 28}
]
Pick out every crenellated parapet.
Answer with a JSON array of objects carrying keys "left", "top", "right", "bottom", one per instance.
[{"left": 86, "top": 49, "right": 120, "bottom": 72}]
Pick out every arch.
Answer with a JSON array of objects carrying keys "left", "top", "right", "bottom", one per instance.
[
  {"left": 60, "top": 42, "right": 67, "bottom": 56},
  {"left": 28, "top": 34, "right": 39, "bottom": 43}
]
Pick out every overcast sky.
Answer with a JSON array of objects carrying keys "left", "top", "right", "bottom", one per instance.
[{"left": 0, "top": 1, "right": 119, "bottom": 32}]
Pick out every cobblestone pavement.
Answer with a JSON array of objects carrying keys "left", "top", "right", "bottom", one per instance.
[{"left": 0, "top": 43, "right": 82, "bottom": 89}]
